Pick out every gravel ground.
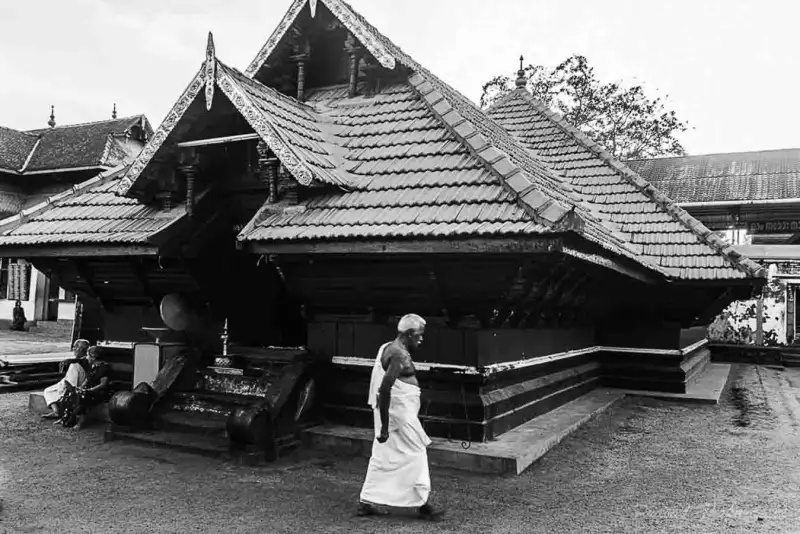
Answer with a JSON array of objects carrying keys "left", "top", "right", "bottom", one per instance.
[
  {"left": 1, "top": 364, "right": 800, "bottom": 533},
  {"left": 0, "top": 330, "right": 70, "bottom": 356}
]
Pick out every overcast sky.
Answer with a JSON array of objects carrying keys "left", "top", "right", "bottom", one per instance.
[{"left": 0, "top": 0, "right": 796, "bottom": 156}]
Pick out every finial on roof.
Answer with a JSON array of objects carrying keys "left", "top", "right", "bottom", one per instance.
[
  {"left": 515, "top": 55, "right": 527, "bottom": 89},
  {"left": 205, "top": 31, "right": 216, "bottom": 111},
  {"left": 112, "top": 103, "right": 117, "bottom": 119},
  {"left": 47, "top": 105, "right": 56, "bottom": 128}
]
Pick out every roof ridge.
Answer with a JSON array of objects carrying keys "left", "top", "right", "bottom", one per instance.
[
  {"left": 0, "top": 165, "right": 129, "bottom": 234},
  {"left": 504, "top": 87, "right": 763, "bottom": 278},
  {"left": 25, "top": 115, "right": 145, "bottom": 133},
  {"left": 0, "top": 125, "right": 39, "bottom": 139},
  {"left": 626, "top": 146, "right": 800, "bottom": 163}
]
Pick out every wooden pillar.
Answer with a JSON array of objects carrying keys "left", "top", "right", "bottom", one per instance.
[
  {"left": 344, "top": 33, "right": 363, "bottom": 98},
  {"left": 179, "top": 148, "right": 199, "bottom": 219},
  {"left": 256, "top": 141, "right": 279, "bottom": 203},
  {"left": 756, "top": 292, "right": 764, "bottom": 345}
]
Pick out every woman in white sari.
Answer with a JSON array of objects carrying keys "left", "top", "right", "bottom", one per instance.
[{"left": 42, "top": 339, "right": 90, "bottom": 419}]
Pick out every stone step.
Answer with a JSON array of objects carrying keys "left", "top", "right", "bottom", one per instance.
[
  {"left": 105, "top": 428, "right": 230, "bottom": 459},
  {"left": 164, "top": 391, "right": 264, "bottom": 417},
  {"left": 155, "top": 410, "right": 229, "bottom": 438},
  {"left": 783, "top": 353, "right": 800, "bottom": 367},
  {"left": 304, "top": 388, "right": 625, "bottom": 475},
  {"left": 198, "top": 369, "right": 274, "bottom": 397},
  {"left": 1, "top": 378, "right": 58, "bottom": 393}
]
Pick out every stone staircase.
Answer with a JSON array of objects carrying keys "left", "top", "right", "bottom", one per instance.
[{"left": 106, "top": 346, "right": 318, "bottom": 461}]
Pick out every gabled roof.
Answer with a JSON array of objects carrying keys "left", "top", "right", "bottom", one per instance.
[
  {"left": 116, "top": 36, "right": 355, "bottom": 196},
  {"left": 0, "top": 115, "right": 151, "bottom": 175},
  {"left": 25, "top": 115, "right": 151, "bottom": 172},
  {"left": 626, "top": 148, "right": 800, "bottom": 204},
  {"left": 238, "top": 0, "right": 762, "bottom": 281},
  {"left": 485, "top": 87, "right": 764, "bottom": 280},
  {"left": 0, "top": 127, "right": 38, "bottom": 172}
]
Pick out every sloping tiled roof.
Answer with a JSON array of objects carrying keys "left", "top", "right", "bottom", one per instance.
[
  {"left": 485, "top": 88, "right": 763, "bottom": 280},
  {"left": 0, "top": 167, "right": 182, "bottom": 246},
  {"left": 239, "top": 0, "right": 761, "bottom": 281},
  {"left": 218, "top": 63, "right": 353, "bottom": 187},
  {"left": 0, "top": 127, "right": 38, "bottom": 171},
  {"left": 24, "top": 116, "right": 150, "bottom": 172},
  {"left": 626, "top": 149, "right": 800, "bottom": 203},
  {"left": 241, "top": 83, "right": 550, "bottom": 242}
]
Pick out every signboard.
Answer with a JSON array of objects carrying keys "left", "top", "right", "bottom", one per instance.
[{"left": 747, "top": 221, "right": 800, "bottom": 234}]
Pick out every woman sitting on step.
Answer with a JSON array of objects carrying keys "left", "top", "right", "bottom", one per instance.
[
  {"left": 58, "top": 346, "right": 112, "bottom": 429},
  {"left": 42, "top": 339, "right": 91, "bottom": 420}
]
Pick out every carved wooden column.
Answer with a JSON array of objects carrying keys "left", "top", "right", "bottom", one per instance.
[
  {"left": 278, "top": 164, "right": 298, "bottom": 205},
  {"left": 257, "top": 140, "right": 279, "bottom": 203},
  {"left": 179, "top": 148, "right": 200, "bottom": 219},
  {"left": 290, "top": 30, "right": 311, "bottom": 102},
  {"left": 344, "top": 33, "right": 363, "bottom": 98}
]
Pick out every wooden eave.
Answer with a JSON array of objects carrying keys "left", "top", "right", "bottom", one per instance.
[
  {"left": 238, "top": 236, "right": 565, "bottom": 255},
  {"left": 0, "top": 244, "right": 159, "bottom": 258}
]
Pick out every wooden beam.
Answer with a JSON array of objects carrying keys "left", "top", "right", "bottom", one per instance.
[
  {"left": 242, "top": 237, "right": 564, "bottom": 255},
  {"left": 176, "top": 133, "right": 259, "bottom": 148},
  {"left": 0, "top": 245, "right": 158, "bottom": 258},
  {"left": 128, "top": 257, "right": 157, "bottom": 307},
  {"left": 75, "top": 260, "right": 108, "bottom": 312},
  {"left": 561, "top": 243, "right": 661, "bottom": 284}
]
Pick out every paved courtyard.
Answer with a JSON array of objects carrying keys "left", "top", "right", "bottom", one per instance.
[
  {"left": 1, "top": 364, "right": 799, "bottom": 533},
  {"left": 0, "top": 329, "right": 71, "bottom": 358}
]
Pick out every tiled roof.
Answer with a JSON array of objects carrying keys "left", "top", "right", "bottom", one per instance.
[
  {"left": 24, "top": 116, "right": 150, "bottom": 172},
  {"left": 241, "top": 84, "right": 550, "bottom": 242},
  {"left": 0, "top": 116, "right": 150, "bottom": 175},
  {"left": 0, "top": 127, "right": 38, "bottom": 171},
  {"left": 485, "top": 88, "right": 763, "bottom": 280},
  {"left": 626, "top": 149, "right": 800, "bottom": 203},
  {"left": 217, "top": 64, "right": 353, "bottom": 187},
  {"left": 0, "top": 167, "right": 182, "bottom": 246},
  {"left": 240, "top": 0, "right": 761, "bottom": 281}
]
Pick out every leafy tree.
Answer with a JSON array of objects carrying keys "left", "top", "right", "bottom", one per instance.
[{"left": 480, "top": 54, "right": 690, "bottom": 160}]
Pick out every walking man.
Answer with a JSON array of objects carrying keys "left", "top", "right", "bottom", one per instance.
[{"left": 357, "top": 313, "right": 445, "bottom": 520}]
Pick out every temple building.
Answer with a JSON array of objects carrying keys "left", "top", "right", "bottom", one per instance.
[
  {"left": 0, "top": 108, "right": 151, "bottom": 330},
  {"left": 629, "top": 150, "right": 800, "bottom": 346},
  {"left": 0, "top": 0, "right": 766, "bottom": 457}
]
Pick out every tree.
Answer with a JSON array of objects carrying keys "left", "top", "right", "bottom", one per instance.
[{"left": 480, "top": 54, "right": 689, "bottom": 160}]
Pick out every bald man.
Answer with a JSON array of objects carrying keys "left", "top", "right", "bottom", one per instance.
[{"left": 357, "top": 314, "right": 445, "bottom": 521}]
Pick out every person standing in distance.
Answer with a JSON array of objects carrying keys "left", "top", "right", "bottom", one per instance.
[{"left": 357, "top": 313, "right": 445, "bottom": 521}]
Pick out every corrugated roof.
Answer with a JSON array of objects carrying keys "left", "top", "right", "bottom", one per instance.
[{"left": 626, "top": 149, "right": 800, "bottom": 203}]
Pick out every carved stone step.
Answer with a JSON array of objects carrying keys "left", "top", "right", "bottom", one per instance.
[{"left": 164, "top": 391, "right": 264, "bottom": 417}]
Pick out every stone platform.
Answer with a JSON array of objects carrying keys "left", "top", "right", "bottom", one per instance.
[
  {"left": 304, "top": 388, "right": 625, "bottom": 475},
  {"left": 613, "top": 363, "right": 730, "bottom": 405}
]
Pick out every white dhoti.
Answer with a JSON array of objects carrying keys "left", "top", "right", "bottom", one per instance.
[
  {"left": 359, "top": 343, "right": 432, "bottom": 508},
  {"left": 43, "top": 363, "right": 86, "bottom": 406}
]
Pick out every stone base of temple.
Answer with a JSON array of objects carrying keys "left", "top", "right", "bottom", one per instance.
[
  {"left": 321, "top": 341, "right": 714, "bottom": 443},
  {"left": 305, "top": 388, "right": 626, "bottom": 475}
]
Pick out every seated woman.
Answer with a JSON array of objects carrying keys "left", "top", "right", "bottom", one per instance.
[
  {"left": 59, "top": 346, "right": 112, "bottom": 429},
  {"left": 41, "top": 339, "right": 90, "bottom": 420}
]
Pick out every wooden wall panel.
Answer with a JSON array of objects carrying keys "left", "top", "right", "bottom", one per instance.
[{"left": 475, "top": 328, "right": 595, "bottom": 366}]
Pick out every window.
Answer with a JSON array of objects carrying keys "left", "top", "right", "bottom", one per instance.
[
  {"left": 0, "top": 258, "right": 32, "bottom": 301},
  {"left": 720, "top": 228, "right": 751, "bottom": 246}
]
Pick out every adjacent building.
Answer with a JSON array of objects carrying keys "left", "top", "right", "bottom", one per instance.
[{"left": 0, "top": 110, "right": 151, "bottom": 328}]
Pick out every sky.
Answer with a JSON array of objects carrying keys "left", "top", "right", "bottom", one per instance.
[{"left": 0, "top": 0, "right": 797, "bottom": 156}]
